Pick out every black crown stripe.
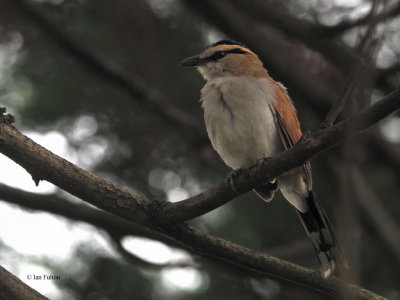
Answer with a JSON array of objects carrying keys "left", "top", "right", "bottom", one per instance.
[{"left": 207, "top": 40, "right": 248, "bottom": 49}]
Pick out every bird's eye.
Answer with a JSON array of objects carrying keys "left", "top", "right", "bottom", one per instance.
[{"left": 213, "top": 51, "right": 226, "bottom": 60}]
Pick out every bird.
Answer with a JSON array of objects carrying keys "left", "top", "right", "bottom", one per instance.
[{"left": 180, "top": 40, "right": 347, "bottom": 277}]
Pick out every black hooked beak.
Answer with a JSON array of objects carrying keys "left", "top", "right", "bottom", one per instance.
[{"left": 180, "top": 55, "right": 209, "bottom": 67}]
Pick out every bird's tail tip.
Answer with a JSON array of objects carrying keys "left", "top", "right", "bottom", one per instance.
[
  {"left": 320, "top": 254, "right": 350, "bottom": 278},
  {"left": 298, "top": 191, "right": 349, "bottom": 278}
]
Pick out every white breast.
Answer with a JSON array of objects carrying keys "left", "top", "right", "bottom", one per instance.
[{"left": 201, "top": 76, "right": 282, "bottom": 170}]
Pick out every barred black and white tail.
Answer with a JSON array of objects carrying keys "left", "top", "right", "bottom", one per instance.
[{"left": 297, "top": 191, "right": 348, "bottom": 278}]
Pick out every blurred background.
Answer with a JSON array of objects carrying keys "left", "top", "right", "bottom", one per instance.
[{"left": 0, "top": 0, "right": 400, "bottom": 299}]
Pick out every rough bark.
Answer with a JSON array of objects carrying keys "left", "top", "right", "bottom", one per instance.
[
  {"left": 0, "top": 265, "right": 48, "bottom": 300},
  {"left": 1, "top": 87, "right": 398, "bottom": 300},
  {"left": 155, "top": 88, "right": 400, "bottom": 224}
]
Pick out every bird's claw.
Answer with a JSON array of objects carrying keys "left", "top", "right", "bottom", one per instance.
[
  {"left": 255, "top": 155, "right": 271, "bottom": 169},
  {"left": 226, "top": 169, "right": 243, "bottom": 194}
]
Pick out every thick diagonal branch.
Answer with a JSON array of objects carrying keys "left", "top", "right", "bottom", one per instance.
[
  {"left": 1, "top": 88, "right": 399, "bottom": 228},
  {"left": 0, "top": 86, "right": 398, "bottom": 231},
  {"left": 0, "top": 265, "right": 48, "bottom": 300},
  {"left": 0, "top": 85, "right": 400, "bottom": 299},
  {"left": 155, "top": 88, "right": 400, "bottom": 224},
  {"left": 0, "top": 120, "right": 152, "bottom": 226},
  {"left": 0, "top": 86, "right": 398, "bottom": 300}
]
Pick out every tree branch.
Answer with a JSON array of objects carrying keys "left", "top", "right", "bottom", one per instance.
[
  {"left": 109, "top": 235, "right": 195, "bottom": 269},
  {"left": 0, "top": 180, "right": 384, "bottom": 299},
  {"left": 182, "top": 0, "right": 343, "bottom": 107},
  {"left": 183, "top": 0, "right": 397, "bottom": 99},
  {"left": 0, "top": 1, "right": 396, "bottom": 298},
  {"left": 0, "top": 88, "right": 399, "bottom": 229},
  {"left": 166, "top": 224, "right": 387, "bottom": 300},
  {"left": 320, "top": 2, "right": 380, "bottom": 128},
  {"left": 155, "top": 88, "right": 400, "bottom": 224},
  {"left": 321, "top": 1, "right": 400, "bottom": 37},
  {"left": 1, "top": 97, "right": 396, "bottom": 299},
  {"left": 228, "top": 0, "right": 355, "bottom": 69},
  {"left": 0, "top": 184, "right": 196, "bottom": 269},
  {"left": 0, "top": 111, "right": 153, "bottom": 227},
  {"left": 2, "top": 87, "right": 399, "bottom": 229},
  {"left": 0, "top": 183, "right": 183, "bottom": 248},
  {"left": 0, "top": 265, "right": 48, "bottom": 300},
  {"left": 9, "top": 0, "right": 204, "bottom": 138}
]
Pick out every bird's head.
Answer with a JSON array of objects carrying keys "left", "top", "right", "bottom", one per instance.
[{"left": 180, "top": 40, "right": 267, "bottom": 80}]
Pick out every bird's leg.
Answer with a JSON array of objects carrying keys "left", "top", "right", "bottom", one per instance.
[
  {"left": 255, "top": 155, "right": 279, "bottom": 193},
  {"left": 226, "top": 169, "right": 243, "bottom": 194}
]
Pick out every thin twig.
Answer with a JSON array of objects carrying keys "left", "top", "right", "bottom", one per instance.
[
  {"left": 9, "top": 0, "right": 204, "bottom": 138},
  {"left": 320, "top": 2, "right": 381, "bottom": 128},
  {"left": 184, "top": 0, "right": 397, "bottom": 100},
  {"left": 182, "top": 0, "right": 343, "bottom": 108},
  {"left": 227, "top": 0, "right": 355, "bottom": 69},
  {"left": 321, "top": 1, "right": 400, "bottom": 37}
]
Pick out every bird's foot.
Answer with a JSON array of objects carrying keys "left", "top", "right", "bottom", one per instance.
[
  {"left": 226, "top": 169, "right": 243, "bottom": 194},
  {"left": 255, "top": 155, "right": 271, "bottom": 169},
  {"left": 257, "top": 155, "right": 277, "bottom": 189}
]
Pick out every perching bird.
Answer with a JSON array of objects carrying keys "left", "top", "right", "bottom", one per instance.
[{"left": 180, "top": 40, "right": 346, "bottom": 277}]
